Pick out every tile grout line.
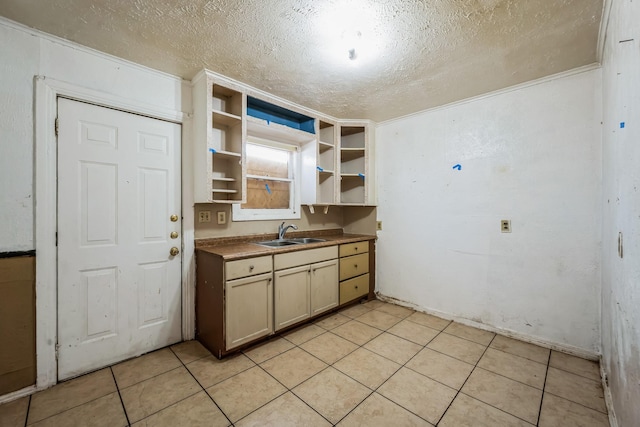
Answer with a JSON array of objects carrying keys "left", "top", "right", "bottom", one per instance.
[
  {"left": 536, "top": 348, "right": 552, "bottom": 425},
  {"left": 110, "top": 367, "right": 132, "bottom": 426},
  {"left": 23, "top": 394, "right": 31, "bottom": 427},
  {"left": 167, "top": 346, "right": 234, "bottom": 427},
  {"left": 434, "top": 333, "right": 497, "bottom": 426},
  {"left": 542, "top": 390, "right": 610, "bottom": 416}
]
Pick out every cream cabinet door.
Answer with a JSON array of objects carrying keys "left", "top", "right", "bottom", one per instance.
[
  {"left": 274, "top": 265, "right": 311, "bottom": 331},
  {"left": 226, "top": 272, "right": 273, "bottom": 350},
  {"left": 310, "top": 259, "right": 339, "bottom": 316}
]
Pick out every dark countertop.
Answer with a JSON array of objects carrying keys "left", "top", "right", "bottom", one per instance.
[{"left": 195, "top": 231, "right": 376, "bottom": 261}]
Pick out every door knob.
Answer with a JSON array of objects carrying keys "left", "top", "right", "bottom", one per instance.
[
  {"left": 170, "top": 247, "right": 179, "bottom": 256},
  {"left": 170, "top": 231, "right": 179, "bottom": 239},
  {"left": 170, "top": 214, "right": 179, "bottom": 222}
]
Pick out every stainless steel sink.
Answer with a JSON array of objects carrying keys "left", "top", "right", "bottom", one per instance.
[
  {"left": 287, "top": 238, "right": 327, "bottom": 244},
  {"left": 255, "top": 240, "right": 300, "bottom": 247},
  {"left": 254, "top": 237, "right": 326, "bottom": 247}
]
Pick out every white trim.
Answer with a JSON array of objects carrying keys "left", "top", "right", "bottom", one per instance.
[
  {"left": 34, "top": 76, "right": 191, "bottom": 390},
  {"left": 596, "top": 0, "right": 613, "bottom": 64},
  {"left": 0, "top": 385, "right": 37, "bottom": 405},
  {"left": 377, "top": 63, "right": 602, "bottom": 127},
  {"left": 376, "top": 293, "right": 601, "bottom": 360},
  {"left": 600, "top": 359, "right": 619, "bottom": 427}
]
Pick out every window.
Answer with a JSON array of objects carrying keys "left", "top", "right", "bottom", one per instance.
[{"left": 232, "top": 137, "right": 301, "bottom": 221}]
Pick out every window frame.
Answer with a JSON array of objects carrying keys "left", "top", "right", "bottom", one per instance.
[{"left": 232, "top": 136, "right": 301, "bottom": 221}]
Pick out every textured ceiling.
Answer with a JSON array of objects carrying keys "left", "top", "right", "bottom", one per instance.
[{"left": 0, "top": 0, "right": 603, "bottom": 122}]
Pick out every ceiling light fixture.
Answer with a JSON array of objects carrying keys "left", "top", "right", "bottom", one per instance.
[{"left": 343, "top": 30, "right": 362, "bottom": 61}]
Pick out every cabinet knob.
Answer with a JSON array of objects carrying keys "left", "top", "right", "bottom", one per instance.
[
  {"left": 355, "top": 247, "right": 358, "bottom": 251},
  {"left": 355, "top": 285, "right": 358, "bottom": 289},
  {"left": 249, "top": 265, "right": 255, "bottom": 271},
  {"left": 354, "top": 264, "right": 358, "bottom": 268}
]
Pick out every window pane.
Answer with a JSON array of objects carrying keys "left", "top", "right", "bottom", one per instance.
[
  {"left": 242, "top": 178, "right": 291, "bottom": 209},
  {"left": 246, "top": 144, "right": 289, "bottom": 179}
]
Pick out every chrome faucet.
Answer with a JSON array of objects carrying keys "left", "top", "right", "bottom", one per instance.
[{"left": 278, "top": 222, "right": 298, "bottom": 240}]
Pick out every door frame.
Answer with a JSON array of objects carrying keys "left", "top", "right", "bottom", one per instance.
[{"left": 34, "top": 76, "right": 195, "bottom": 390}]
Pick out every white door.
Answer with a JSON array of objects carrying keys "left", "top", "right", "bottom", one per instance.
[{"left": 57, "top": 98, "right": 182, "bottom": 380}]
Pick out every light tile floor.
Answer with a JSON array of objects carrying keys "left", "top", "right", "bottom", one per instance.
[{"left": 0, "top": 300, "right": 610, "bottom": 426}]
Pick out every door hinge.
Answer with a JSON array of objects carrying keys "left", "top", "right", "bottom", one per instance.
[
  {"left": 55, "top": 343, "right": 60, "bottom": 360},
  {"left": 55, "top": 231, "right": 58, "bottom": 247},
  {"left": 54, "top": 117, "right": 59, "bottom": 136}
]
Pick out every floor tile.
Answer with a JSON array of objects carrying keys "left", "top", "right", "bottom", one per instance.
[
  {"left": 387, "top": 319, "right": 439, "bottom": 346},
  {"left": 478, "top": 348, "right": 547, "bottom": 389},
  {"left": 405, "top": 311, "right": 451, "bottom": 331},
  {"left": 363, "top": 333, "right": 422, "bottom": 365},
  {"left": 337, "top": 393, "right": 433, "bottom": 426},
  {"left": 332, "top": 320, "right": 382, "bottom": 345},
  {"left": 427, "top": 333, "right": 487, "bottom": 364},
  {"left": 378, "top": 367, "right": 457, "bottom": 424},
  {"left": 444, "top": 322, "right": 495, "bottom": 346},
  {"left": 170, "top": 340, "right": 212, "bottom": 365},
  {"left": 549, "top": 351, "right": 601, "bottom": 381},
  {"left": 235, "top": 392, "right": 331, "bottom": 427},
  {"left": 539, "top": 393, "right": 610, "bottom": 427},
  {"left": 333, "top": 347, "right": 401, "bottom": 390},
  {"left": 314, "top": 313, "right": 351, "bottom": 330},
  {"left": 375, "top": 303, "right": 414, "bottom": 319},
  {"left": 300, "top": 332, "right": 358, "bottom": 364},
  {"left": 283, "top": 324, "right": 326, "bottom": 345},
  {"left": 544, "top": 367, "right": 606, "bottom": 413},
  {"left": 0, "top": 396, "right": 29, "bottom": 427},
  {"left": 490, "top": 335, "right": 550, "bottom": 364},
  {"left": 356, "top": 310, "right": 402, "bottom": 330},
  {"left": 362, "top": 300, "right": 386, "bottom": 309},
  {"left": 27, "top": 368, "right": 116, "bottom": 424},
  {"left": 439, "top": 393, "right": 533, "bottom": 427},
  {"left": 131, "top": 391, "right": 229, "bottom": 427},
  {"left": 461, "top": 368, "right": 542, "bottom": 425},
  {"left": 242, "top": 337, "right": 294, "bottom": 364},
  {"left": 120, "top": 366, "right": 201, "bottom": 423},
  {"left": 28, "top": 392, "right": 126, "bottom": 427},
  {"left": 406, "top": 348, "right": 474, "bottom": 390},
  {"left": 207, "top": 366, "right": 286, "bottom": 422},
  {"left": 260, "top": 347, "right": 327, "bottom": 388},
  {"left": 293, "top": 367, "right": 371, "bottom": 424},
  {"left": 186, "top": 354, "right": 255, "bottom": 388},
  {"left": 112, "top": 348, "right": 181, "bottom": 389},
  {"left": 340, "top": 304, "right": 373, "bottom": 319}
]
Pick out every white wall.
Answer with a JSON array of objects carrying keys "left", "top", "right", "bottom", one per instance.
[
  {"left": 0, "top": 19, "right": 187, "bottom": 252},
  {"left": 376, "top": 69, "right": 602, "bottom": 353},
  {"left": 600, "top": 0, "right": 640, "bottom": 424}
]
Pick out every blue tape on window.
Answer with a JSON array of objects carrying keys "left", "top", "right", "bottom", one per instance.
[
  {"left": 265, "top": 183, "right": 271, "bottom": 194},
  {"left": 358, "top": 173, "right": 365, "bottom": 180},
  {"left": 317, "top": 166, "right": 324, "bottom": 172},
  {"left": 620, "top": 122, "right": 625, "bottom": 128},
  {"left": 209, "top": 148, "right": 216, "bottom": 154}
]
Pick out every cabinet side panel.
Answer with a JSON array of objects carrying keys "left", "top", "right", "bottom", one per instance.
[
  {"left": 195, "top": 251, "right": 224, "bottom": 357},
  {"left": 368, "top": 240, "right": 376, "bottom": 300}
]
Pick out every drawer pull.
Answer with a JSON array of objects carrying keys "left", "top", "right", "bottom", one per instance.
[
  {"left": 249, "top": 265, "right": 255, "bottom": 271},
  {"left": 355, "top": 246, "right": 358, "bottom": 251},
  {"left": 354, "top": 264, "right": 358, "bottom": 268},
  {"left": 355, "top": 285, "right": 358, "bottom": 289}
]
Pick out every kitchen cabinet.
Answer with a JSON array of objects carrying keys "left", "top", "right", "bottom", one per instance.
[
  {"left": 195, "top": 252, "right": 273, "bottom": 357},
  {"left": 339, "top": 241, "right": 370, "bottom": 304},
  {"left": 338, "top": 122, "right": 375, "bottom": 205},
  {"left": 274, "top": 246, "right": 338, "bottom": 331}
]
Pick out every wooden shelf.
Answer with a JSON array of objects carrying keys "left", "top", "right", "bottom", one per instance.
[
  {"left": 212, "top": 177, "right": 236, "bottom": 182},
  {"left": 212, "top": 189, "right": 238, "bottom": 194},
  {"left": 212, "top": 110, "right": 242, "bottom": 127},
  {"left": 210, "top": 149, "right": 241, "bottom": 159},
  {"left": 319, "top": 141, "right": 334, "bottom": 152}
]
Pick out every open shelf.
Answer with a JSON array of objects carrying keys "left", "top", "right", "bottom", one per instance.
[
  {"left": 212, "top": 84, "right": 243, "bottom": 117},
  {"left": 212, "top": 110, "right": 241, "bottom": 127}
]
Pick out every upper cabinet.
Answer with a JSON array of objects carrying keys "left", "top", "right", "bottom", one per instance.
[
  {"left": 192, "top": 71, "right": 246, "bottom": 203},
  {"left": 191, "top": 69, "right": 375, "bottom": 207},
  {"left": 339, "top": 122, "right": 374, "bottom": 205}
]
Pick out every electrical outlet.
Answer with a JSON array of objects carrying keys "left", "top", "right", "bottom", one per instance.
[
  {"left": 217, "top": 211, "right": 226, "bottom": 225},
  {"left": 501, "top": 219, "right": 511, "bottom": 233},
  {"left": 376, "top": 221, "right": 382, "bottom": 231},
  {"left": 198, "top": 211, "right": 211, "bottom": 223}
]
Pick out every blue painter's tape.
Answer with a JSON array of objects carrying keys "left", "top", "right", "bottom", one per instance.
[
  {"left": 209, "top": 148, "right": 217, "bottom": 154},
  {"left": 265, "top": 183, "right": 271, "bottom": 194},
  {"left": 266, "top": 119, "right": 270, "bottom": 125},
  {"left": 358, "top": 173, "right": 365, "bottom": 180},
  {"left": 620, "top": 122, "right": 625, "bottom": 128},
  {"left": 453, "top": 164, "right": 462, "bottom": 170},
  {"left": 317, "top": 166, "right": 324, "bottom": 172}
]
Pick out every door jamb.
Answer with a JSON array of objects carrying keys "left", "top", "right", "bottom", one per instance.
[{"left": 34, "top": 76, "right": 193, "bottom": 389}]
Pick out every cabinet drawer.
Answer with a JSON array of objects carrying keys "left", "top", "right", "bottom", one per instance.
[
  {"left": 339, "top": 253, "right": 369, "bottom": 281},
  {"left": 274, "top": 246, "right": 338, "bottom": 271},
  {"left": 339, "top": 241, "right": 369, "bottom": 257},
  {"left": 340, "top": 273, "right": 369, "bottom": 304},
  {"left": 226, "top": 256, "right": 272, "bottom": 281}
]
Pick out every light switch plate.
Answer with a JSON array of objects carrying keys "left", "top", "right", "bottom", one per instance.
[{"left": 501, "top": 219, "right": 511, "bottom": 233}]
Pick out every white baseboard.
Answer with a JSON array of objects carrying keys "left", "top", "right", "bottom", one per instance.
[
  {"left": 600, "top": 360, "right": 619, "bottom": 427},
  {"left": 376, "top": 292, "right": 600, "bottom": 361},
  {"left": 0, "top": 385, "right": 36, "bottom": 405}
]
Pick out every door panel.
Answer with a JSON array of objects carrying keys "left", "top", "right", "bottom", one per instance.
[
  {"left": 310, "top": 259, "right": 339, "bottom": 316},
  {"left": 57, "top": 98, "right": 182, "bottom": 380},
  {"left": 274, "top": 265, "right": 311, "bottom": 331}
]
